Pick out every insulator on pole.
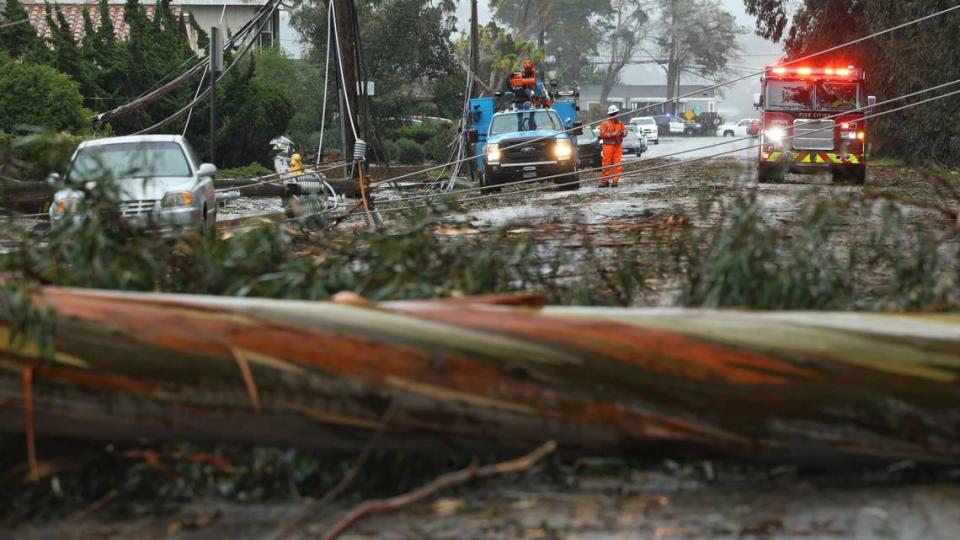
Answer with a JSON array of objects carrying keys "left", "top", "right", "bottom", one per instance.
[{"left": 353, "top": 139, "right": 367, "bottom": 162}]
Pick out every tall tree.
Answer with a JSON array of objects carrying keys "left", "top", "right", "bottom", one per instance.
[
  {"left": 88, "top": 0, "right": 126, "bottom": 107},
  {"left": 454, "top": 21, "right": 542, "bottom": 94},
  {"left": 45, "top": 2, "right": 100, "bottom": 98},
  {"left": 0, "top": 0, "right": 45, "bottom": 60},
  {"left": 596, "top": 0, "right": 650, "bottom": 106},
  {"left": 291, "top": 0, "right": 461, "bottom": 128},
  {"left": 491, "top": 0, "right": 612, "bottom": 85},
  {"left": 654, "top": 0, "right": 741, "bottom": 113}
]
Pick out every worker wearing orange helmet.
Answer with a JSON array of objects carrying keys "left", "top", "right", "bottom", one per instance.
[{"left": 598, "top": 105, "right": 627, "bottom": 187}]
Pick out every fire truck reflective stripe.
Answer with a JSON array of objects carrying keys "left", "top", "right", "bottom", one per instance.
[{"left": 764, "top": 152, "right": 864, "bottom": 165}]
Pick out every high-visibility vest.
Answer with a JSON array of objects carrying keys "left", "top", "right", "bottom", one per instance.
[{"left": 599, "top": 119, "right": 626, "bottom": 145}]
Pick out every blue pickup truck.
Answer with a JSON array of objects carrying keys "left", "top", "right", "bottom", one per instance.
[{"left": 469, "top": 97, "right": 583, "bottom": 194}]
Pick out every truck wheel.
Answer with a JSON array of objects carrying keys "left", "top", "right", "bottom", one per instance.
[
  {"left": 757, "top": 163, "right": 783, "bottom": 184},
  {"left": 724, "top": 130, "right": 734, "bottom": 137},
  {"left": 832, "top": 165, "right": 866, "bottom": 185},
  {"left": 480, "top": 170, "right": 502, "bottom": 195},
  {"left": 854, "top": 165, "right": 866, "bottom": 185},
  {"left": 554, "top": 170, "right": 580, "bottom": 191}
]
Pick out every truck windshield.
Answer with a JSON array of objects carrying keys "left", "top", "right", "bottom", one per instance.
[
  {"left": 765, "top": 80, "right": 814, "bottom": 110},
  {"left": 817, "top": 82, "right": 859, "bottom": 110},
  {"left": 68, "top": 142, "right": 193, "bottom": 181},
  {"left": 489, "top": 111, "right": 562, "bottom": 135}
]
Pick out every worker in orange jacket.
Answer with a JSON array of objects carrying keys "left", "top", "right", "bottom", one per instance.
[{"left": 598, "top": 105, "right": 627, "bottom": 187}]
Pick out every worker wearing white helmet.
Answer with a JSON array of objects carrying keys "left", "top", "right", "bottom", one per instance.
[{"left": 597, "top": 104, "right": 627, "bottom": 187}]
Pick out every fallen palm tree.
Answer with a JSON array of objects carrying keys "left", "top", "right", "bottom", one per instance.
[{"left": 0, "top": 287, "right": 958, "bottom": 467}]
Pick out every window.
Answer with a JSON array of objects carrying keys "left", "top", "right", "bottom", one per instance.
[
  {"left": 259, "top": 31, "right": 274, "bottom": 48},
  {"left": 182, "top": 140, "right": 202, "bottom": 169},
  {"left": 68, "top": 142, "right": 193, "bottom": 182},
  {"left": 817, "top": 82, "right": 858, "bottom": 111},
  {"left": 489, "top": 111, "right": 563, "bottom": 135},
  {"left": 765, "top": 80, "right": 814, "bottom": 110}
]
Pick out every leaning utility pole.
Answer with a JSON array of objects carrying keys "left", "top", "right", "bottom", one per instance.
[
  {"left": 466, "top": 0, "right": 479, "bottom": 182},
  {"left": 470, "top": 0, "right": 479, "bottom": 97},
  {"left": 332, "top": 0, "right": 360, "bottom": 174}
]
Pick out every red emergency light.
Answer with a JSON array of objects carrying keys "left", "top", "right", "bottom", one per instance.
[{"left": 766, "top": 66, "right": 860, "bottom": 79}]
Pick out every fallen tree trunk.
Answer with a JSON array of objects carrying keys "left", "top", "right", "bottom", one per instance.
[{"left": 0, "top": 288, "right": 958, "bottom": 464}]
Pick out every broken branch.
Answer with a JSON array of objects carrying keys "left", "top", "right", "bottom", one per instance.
[{"left": 321, "top": 440, "right": 557, "bottom": 540}]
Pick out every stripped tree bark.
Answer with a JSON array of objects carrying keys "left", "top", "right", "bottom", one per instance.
[{"left": 0, "top": 287, "right": 958, "bottom": 465}]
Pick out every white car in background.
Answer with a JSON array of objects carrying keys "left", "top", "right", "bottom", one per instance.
[
  {"left": 716, "top": 118, "right": 760, "bottom": 137},
  {"left": 629, "top": 116, "right": 659, "bottom": 144},
  {"left": 49, "top": 135, "right": 218, "bottom": 237}
]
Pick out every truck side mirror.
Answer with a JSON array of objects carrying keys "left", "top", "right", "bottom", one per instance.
[
  {"left": 45, "top": 172, "right": 62, "bottom": 186},
  {"left": 571, "top": 121, "right": 584, "bottom": 136},
  {"left": 467, "top": 129, "right": 478, "bottom": 143},
  {"left": 867, "top": 95, "right": 877, "bottom": 107},
  {"left": 752, "top": 93, "right": 762, "bottom": 108}
]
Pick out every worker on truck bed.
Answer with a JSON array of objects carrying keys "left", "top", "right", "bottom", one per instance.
[
  {"left": 598, "top": 105, "right": 627, "bottom": 188},
  {"left": 509, "top": 60, "right": 552, "bottom": 108}
]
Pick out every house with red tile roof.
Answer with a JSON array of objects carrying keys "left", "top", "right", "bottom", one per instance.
[{"left": 12, "top": 0, "right": 277, "bottom": 52}]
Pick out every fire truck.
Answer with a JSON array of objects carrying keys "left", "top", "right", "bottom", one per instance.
[{"left": 754, "top": 65, "right": 876, "bottom": 184}]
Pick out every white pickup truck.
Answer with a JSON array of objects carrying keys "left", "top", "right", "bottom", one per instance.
[{"left": 716, "top": 118, "right": 760, "bottom": 137}]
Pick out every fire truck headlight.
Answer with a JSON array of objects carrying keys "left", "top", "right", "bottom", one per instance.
[{"left": 765, "top": 127, "right": 785, "bottom": 144}]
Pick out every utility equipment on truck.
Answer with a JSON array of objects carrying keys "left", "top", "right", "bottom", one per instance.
[{"left": 754, "top": 65, "right": 876, "bottom": 184}]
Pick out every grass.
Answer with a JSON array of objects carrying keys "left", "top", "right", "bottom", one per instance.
[
  {"left": 215, "top": 162, "right": 274, "bottom": 180},
  {"left": 870, "top": 157, "right": 907, "bottom": 167}
]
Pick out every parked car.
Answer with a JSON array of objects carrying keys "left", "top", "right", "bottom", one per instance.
[
  {"left": 622, "top": 131, "right": 647, "bottom": 157},
  {"left": 682, "top": 121, "right": 703, "bottom": 136},
  {"left": 653, "top": 115, "right": 685, "bottom": 136},
  {"left": 629, "top": 116, "right": 659, "bottom": 144},
  {"left": 716, "top": 118, "right": 761, "bottom": 137},
  {"left": 576, "top": 131, "right": 602, "bottom": 169},
  {"left": 49, "top": 135, "right": 218, "bottom": 237}
]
